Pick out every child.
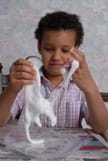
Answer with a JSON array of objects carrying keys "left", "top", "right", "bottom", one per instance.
[{"left": 0, "top": 11, "right": 108, "bottom": 133}]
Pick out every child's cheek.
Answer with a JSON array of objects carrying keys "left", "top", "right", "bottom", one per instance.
[{"left": 65, "top": 55, "right": 74, "bottom": 66}]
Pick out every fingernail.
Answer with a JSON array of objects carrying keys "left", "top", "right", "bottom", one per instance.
[{"left": 70, "top": 47, "right": 74, "bottom": 52}]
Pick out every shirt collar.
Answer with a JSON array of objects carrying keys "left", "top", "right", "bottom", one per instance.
[{"left": 39, "top": 66, "right": 74, "bottom": 88}]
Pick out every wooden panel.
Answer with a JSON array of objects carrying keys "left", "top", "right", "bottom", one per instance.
[{"left": 100, "top": 92, "right": 108, "bottom": 102}]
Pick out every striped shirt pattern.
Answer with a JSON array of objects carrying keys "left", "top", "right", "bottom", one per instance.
[{"left": 11, "top": 75, "right": 89, "bottom": 128}]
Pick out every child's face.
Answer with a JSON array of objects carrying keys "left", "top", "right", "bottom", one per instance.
[{"left": 39, "top": 30, "right": 76, "bottom": 78}]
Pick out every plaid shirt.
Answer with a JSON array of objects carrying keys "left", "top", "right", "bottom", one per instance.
[{"left": 11, "top": 72, "right": 89, "bottom": 128}]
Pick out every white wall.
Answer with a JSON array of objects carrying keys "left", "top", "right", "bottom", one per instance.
[{"left": 0, "top": 0, "right": 108, "bottom": 91}]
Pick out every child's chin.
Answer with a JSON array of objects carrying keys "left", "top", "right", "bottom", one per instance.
[
  {"left": 50, "top": 68, "right": 62, "bottom": 74},
  {"left": 51, "top": 72, "right": 62, "bottom": 77},
  {"left": 50, "top": 69, "right": 61, "bottom": 74}
]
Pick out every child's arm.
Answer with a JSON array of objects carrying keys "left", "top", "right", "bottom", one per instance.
[
  {"left": 71, "top": 48, "right": 108, "bottom": 134},
  {"left": 0, "top": 59, "right": 35, "bottom": 126}
]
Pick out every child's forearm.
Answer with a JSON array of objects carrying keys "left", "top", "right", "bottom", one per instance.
[
  {"left": 0, "top": 85, "right": 18, "bottom": 126},
  {"left": 85, "top": 88, "right": 108, "bottom": 133}
]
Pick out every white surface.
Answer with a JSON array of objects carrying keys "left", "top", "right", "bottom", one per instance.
[{"left": 0, "top": 121, "right": 108, "bottom": 160}]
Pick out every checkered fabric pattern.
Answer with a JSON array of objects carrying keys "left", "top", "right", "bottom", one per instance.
[{"left": 11, "top": 74, "right": 89, "bottom": 128}]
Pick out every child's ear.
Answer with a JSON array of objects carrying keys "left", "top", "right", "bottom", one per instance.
[{"left": 37, "top": 42, "right": 41, "bottom": 55}]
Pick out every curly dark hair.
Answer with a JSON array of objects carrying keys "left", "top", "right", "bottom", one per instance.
[{"left": 34, "top": 11, "right": 84, "bottom": 47}]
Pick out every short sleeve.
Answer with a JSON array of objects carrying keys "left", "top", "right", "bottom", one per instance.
[{"left": 11, "top": 88, "right": 24, "bottom": 119}]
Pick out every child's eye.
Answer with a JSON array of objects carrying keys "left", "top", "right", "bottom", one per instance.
[
  {"left": 45, "top": 47, "right": 55, "bottom": 52},
  {"left": 62, "top": 48, "right": 70, "bottom": 53}
]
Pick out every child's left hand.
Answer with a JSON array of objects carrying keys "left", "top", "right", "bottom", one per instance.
[{"left": 71, "top": 48, "right": 97, "bottom": 94}]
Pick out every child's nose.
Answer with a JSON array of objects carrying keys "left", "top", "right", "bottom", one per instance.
[{"left": 51, "top": 50, "right": 61, "bottom": 60}]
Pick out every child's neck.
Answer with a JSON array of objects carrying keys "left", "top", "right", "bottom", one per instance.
[
  {"left": 49, "top": 76, "right": 63, "bottom": 89},
  {"left": 43, "top": 69, "right": 63, "bottom": 89}
]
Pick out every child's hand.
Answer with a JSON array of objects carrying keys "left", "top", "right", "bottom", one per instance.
[
  {"left": 70, "top": 48, "right": 97, "bottom": 93},
  {"left": 9, "top": 58, "right": 36, "bottom": 93}
]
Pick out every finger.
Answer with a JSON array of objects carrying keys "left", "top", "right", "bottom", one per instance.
[
  {"left": 13, "top": 58, "right": 33, "bottom": 67},
  {"left": 64, "top": 57, "right": 72, "bottom": 66},
  {"left": 13, "top": 65, "right": 35, "bottom": 75},
  {"left": 72, "top": 72, "right": 81, "bottom": 82},
  {"left": 10, "top": 71, "right": 35, "bottom": 80},
  {"left": 70, "top": 48, "right": 85, "bottom": 63},
  {"left": 10, "top": 61, "right": 35, "bottom": 76},
  {"left": 13, "top": 79, "right": 34, "bottom": 86}
]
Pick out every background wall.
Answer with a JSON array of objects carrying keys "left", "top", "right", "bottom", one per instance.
[{"left": 0, "top": 0, "right": 108, "bottom": 91}]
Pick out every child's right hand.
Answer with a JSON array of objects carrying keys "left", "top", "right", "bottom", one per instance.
[{"left": 9, "top": 58, "right": 36, "bottom": 93}]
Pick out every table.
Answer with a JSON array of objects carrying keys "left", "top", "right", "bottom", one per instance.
[{"left": 0, "top": 120, "right": 108, "bottom": 161}]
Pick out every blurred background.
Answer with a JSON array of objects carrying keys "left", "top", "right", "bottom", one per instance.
[{"left": 0, "top": 0, "right": 108, "bottom": 92}]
